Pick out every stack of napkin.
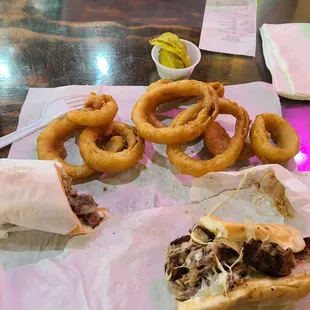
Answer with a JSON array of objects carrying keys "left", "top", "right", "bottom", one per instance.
[{"left": 260, "top": 23, "right": 310, "bottom": 100}]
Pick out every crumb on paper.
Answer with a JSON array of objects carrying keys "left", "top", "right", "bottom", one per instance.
[
  {"left": 103, "top": 187, "right": 107, "bottom": 192},
  {"left": 185, "top": 210, "right": 188, "bottom": 214}
]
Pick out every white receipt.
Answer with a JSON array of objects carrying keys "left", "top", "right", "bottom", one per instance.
[{"left": 199, "top": 0, "right": 257, "bottom": 57}]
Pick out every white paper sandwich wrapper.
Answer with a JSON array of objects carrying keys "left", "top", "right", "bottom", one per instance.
[
  {"left": 191, "top": 164, "right": 310, "bottom": 238},
  {"left": 1, "top": 165, "right": 310, "bottom": 310},
  {"left": 0, "top": 159, "right": 78, "bottom": 237},
  {"left": 261, "top": 23, "right": 310, "bottom": 100},
  {"left": 0, "top": 204, "right": 204, "bottom": 310}
]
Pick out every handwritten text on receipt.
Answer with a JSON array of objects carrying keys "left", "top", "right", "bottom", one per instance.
[{"left": 199, "top": 0, "right": 257, "bottom": 57}]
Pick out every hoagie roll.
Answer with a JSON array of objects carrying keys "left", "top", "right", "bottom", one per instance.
[{"left": 166, "top": 216, "right": 310, "bottom": 310}]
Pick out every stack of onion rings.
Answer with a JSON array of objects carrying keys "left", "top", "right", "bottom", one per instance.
[
  {"left": 79, "top": 121, "right": 145, "bottom": 172},
  {"left": 166, "top": 98, "right": 250, "bottom": 177},
  {"left": 133, "top": 79, "right": 300, "bottom": 177},
  {"left": 37, "top": 92, "right": 145, "bottom": 178},
  {"left": 37, "top": 81, "right": 300, "bottom": 180},
  {"left": 131, "top": 80, "right": 219, "bottom": 144}
]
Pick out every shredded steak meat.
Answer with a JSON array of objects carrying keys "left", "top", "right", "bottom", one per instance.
[
  {"left": 166, "top": 233, "right": 299, "bottom": 302},
  {"left": 170, "top": 235, "right": 191, "bottom": 246},
  {"left": 243, "top": 239, "right": 295, "bottom": 276},
  {"left": 166, "top": 236, "right": 217, "bottom": 302},
  {"left": 217, "top": 244, "right": 239, "bottom": 267},
  {"left": 81, "top": 212, "right": 102, "bottom": 229},
  {"left": 231, "top": 262, "right": 248, "bottom": 284},
  {"left": 68, "top": 194, "right": 98, "bottom": 215},
  {"left": 62, "top": 172, "right": 102, "bottom": 228}
]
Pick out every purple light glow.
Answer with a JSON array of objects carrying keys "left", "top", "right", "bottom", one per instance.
[{"left": 282, "top": 106, "right": 310, "bottom": 172}]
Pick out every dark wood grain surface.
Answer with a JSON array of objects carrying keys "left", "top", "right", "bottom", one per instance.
[{"left": 0, "top": 0, "right": 309, "bottom": 169}]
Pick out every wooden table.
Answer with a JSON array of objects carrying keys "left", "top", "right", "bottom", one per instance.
[{"left": 0, "top": 0, "right": 309, "bottom": 169}]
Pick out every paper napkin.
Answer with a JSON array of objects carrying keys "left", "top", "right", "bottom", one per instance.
[{"left": 261, "top": 23, "right": 310, "bottom": 100}]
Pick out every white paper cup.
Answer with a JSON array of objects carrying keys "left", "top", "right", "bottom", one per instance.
[{"left": 151, "top": 39, "right": 201, "bottom": 81}]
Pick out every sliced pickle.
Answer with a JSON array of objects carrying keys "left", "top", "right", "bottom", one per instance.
[
  {"left": 159, "top": 49, "right": 186, "bottom": 69},
  {"left": 150, "top": 32, "right": 191, "bottom": 68}
]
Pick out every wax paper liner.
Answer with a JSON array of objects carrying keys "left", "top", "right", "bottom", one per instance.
[{"left": 1, "top": 165, "right": 310, "bottom": 309}]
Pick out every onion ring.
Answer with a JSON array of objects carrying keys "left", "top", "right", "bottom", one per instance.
[
  {"left": 204, "top": 120, "right": 254, "bottom": 160},
  {"left": 147, "top": 80, "right": 224, "bottom": 98},
  {"left": 147, "top": 79, "right": 173, "bottom": 92},
  {"left": 79, "top": 121, "right": 145, "bottom": 172},
  {"left": 250, "top": 113, "right": 300, "bottom": 163},
  {"left": 67, "top": 92, "right": 118, "bottom": 127},
  {"left": 103, "top": 136, "right": 127, "bottom": 152},
  {"left": 209, "top": 81, "right": 225, "bottom": 98},
  {"left": 132, "top": 80, "right": 219, "bottom": 144},
  {"left": 166, "top": 98, "right": 250, "bottom": 177},
  {"left": 37, "top": 117, "right": 95, "bottom": 178},
  {"left": 147, "top": 80, "right": 224, "bottom": 129}
]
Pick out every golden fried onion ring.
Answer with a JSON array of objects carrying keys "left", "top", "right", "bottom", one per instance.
[
  {"left": 67, "top": 92, "right": 118, "bottom": 127},
  {"left": 208, "top": 81, "right": 225, "bottom": 98},
  {"left": 37, "top": 117, "right": 95, "bottom": 178},
  {"left": 250, "top": 113, "right": 300, "bottom": 163},
  {"left": 132, "top": 80, "right": 219, "bottom": 144},
  {"left": 204, "top": 120, "right": 254, "bottom": 160},
  {"left": 79, "top": 121, "right": 145, "bottom": 172},
  {"left": 147, "top": 79, "right": 173, "bottom": 92},
  {"left": 166, "top": 98, "right": 250, "bottom": 177},
  {"left": 147, "top": 80, "right": 224, "bottom": 98},
  {"left": 103, "top": 136, "right": 127, "bottom": 152},
  {"left": 147, "top": 80, "right": 224, "bottom": 129}
]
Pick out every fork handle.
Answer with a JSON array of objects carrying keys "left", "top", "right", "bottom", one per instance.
[{"left": 0, "top": 120, "right": 49, "bottom": 149}]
